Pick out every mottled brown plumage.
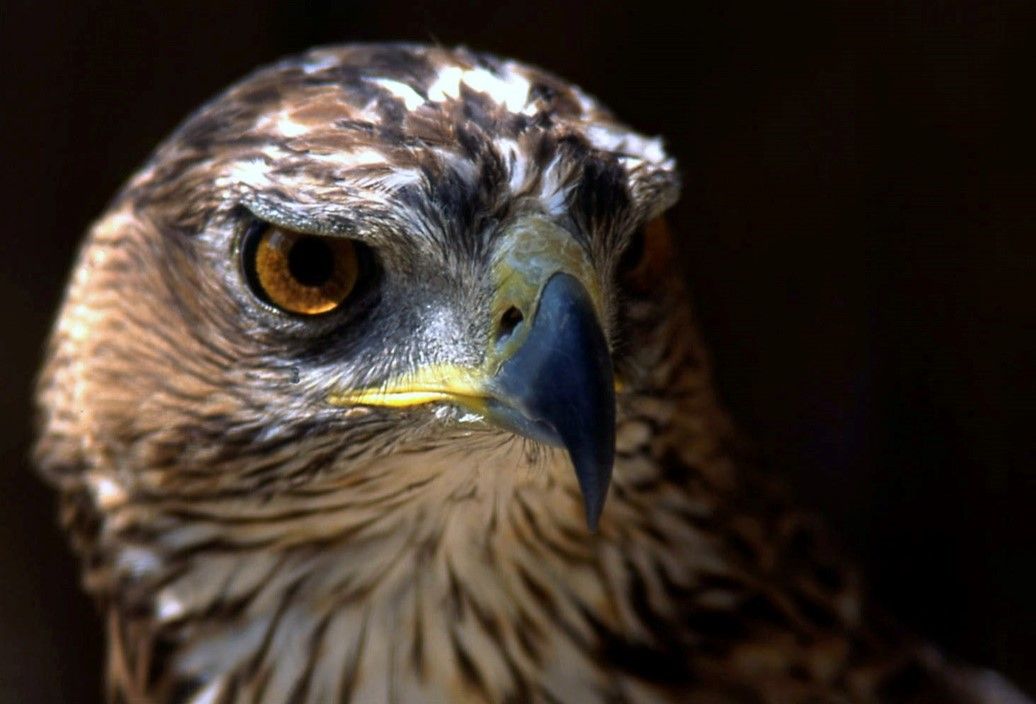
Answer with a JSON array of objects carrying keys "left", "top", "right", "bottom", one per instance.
[{"left": 34, "top": 44, "right": 1027, "bottom": 703}]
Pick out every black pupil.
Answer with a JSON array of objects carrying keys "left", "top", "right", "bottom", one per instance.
[{"left": 287, "top": 237, "right": 335, "bottom": 287}]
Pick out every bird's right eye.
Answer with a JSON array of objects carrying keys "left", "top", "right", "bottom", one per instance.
[{"left": 242, "top": 222, "right": 363, "bottom": 316}]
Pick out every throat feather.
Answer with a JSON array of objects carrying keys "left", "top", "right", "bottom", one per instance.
[{"left": 112, "top": 430, "right": 706, "bottom": 703}]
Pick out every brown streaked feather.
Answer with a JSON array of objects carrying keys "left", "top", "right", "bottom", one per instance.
[{"left": 34, "top": 43, "right": 1028, "bottom": 704}]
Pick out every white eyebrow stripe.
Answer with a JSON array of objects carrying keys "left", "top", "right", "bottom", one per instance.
[{"left": 220, "top": 158, "right": 273, "bottom": 190}]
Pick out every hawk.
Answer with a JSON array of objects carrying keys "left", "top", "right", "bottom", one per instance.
[{"left": 34, "top": 44, "right": 1029, "bottom": 703}]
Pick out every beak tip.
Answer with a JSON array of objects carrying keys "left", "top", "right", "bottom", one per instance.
[
  {"left": 574, "top": 459, "right": 611, "bottom": 532},
  {"left": 584, "top": 503, "right": 603, "bottom": 532}
]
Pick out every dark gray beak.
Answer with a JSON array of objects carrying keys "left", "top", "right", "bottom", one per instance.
[{"left": 488, "top": 273, "right": 616, "bottom": 530}]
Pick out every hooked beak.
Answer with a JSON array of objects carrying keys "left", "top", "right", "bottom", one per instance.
[
  {"left": 484, "top": 273, "right": 615, "bottom": 530},
  {"left": 329, "top": 217, "right": 615, "bottom": 530}
]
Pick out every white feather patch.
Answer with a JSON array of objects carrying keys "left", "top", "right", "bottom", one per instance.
[
  {"left": 461, "top": 66, "right": 530, "bottom": 113},
  {"left": 427, "top": 65, "right": 463, "bottom": 102},
  {"left": 187, "top": 678, "right": 226, "bottom": 704},
  {"left": 537, "top": 154, "right": 572, "bottom": 216},
  {"left": 584, "top": 124, "right": 668, "bottom": 165},
  {"left": 368, "top": 78, "right": 426, "bottom": 111}
]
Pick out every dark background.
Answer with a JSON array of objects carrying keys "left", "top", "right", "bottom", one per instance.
[{"left": 2, "top": 1, "right": 1033, "bottom": 701}]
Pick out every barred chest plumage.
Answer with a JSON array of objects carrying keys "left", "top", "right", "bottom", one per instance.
[
  {"left": 91, "top": 315, "right": 883, "bottom": 704},
  {"left": 101, "top": 404, "right": 741, "bottom": 703}
]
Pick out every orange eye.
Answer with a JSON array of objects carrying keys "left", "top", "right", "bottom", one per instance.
[{"left": 244, "top": 225, "right": 360, "bottom": 315}]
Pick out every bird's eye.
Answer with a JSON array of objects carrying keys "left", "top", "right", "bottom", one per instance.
[
  {"left": 618, "top": 216, "right": 672, "bottom": 291},
  {"left": 242, "top": 224, "right": 360, "bottom": 316}
]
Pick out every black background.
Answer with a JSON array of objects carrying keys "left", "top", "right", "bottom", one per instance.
[{"left": 2, "top": 2, "right": 1034, "bottom": 701}]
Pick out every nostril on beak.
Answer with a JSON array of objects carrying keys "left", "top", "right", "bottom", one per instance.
[{"left": 496, "top": 305, "right": 525, "bottom": 344}]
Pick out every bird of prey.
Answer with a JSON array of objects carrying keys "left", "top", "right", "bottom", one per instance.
[{"left": 35, "top": 44, "right": 1029, "bottom": 704}]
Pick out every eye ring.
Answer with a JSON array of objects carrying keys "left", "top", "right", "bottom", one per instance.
[{"left": 241, "top": 222, "right": 363, "bottom": 316}]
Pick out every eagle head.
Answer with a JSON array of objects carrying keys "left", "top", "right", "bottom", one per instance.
[{"left": 33, "top": 44, "right": 697, "bottom": 700}]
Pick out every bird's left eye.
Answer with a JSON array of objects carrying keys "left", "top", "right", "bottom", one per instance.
[
  {"left": 242, "top": 223, "right": 360, "bottom": 316},
  {"left": 617, "top": 216, "right": 672, "bottom": 292}
]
